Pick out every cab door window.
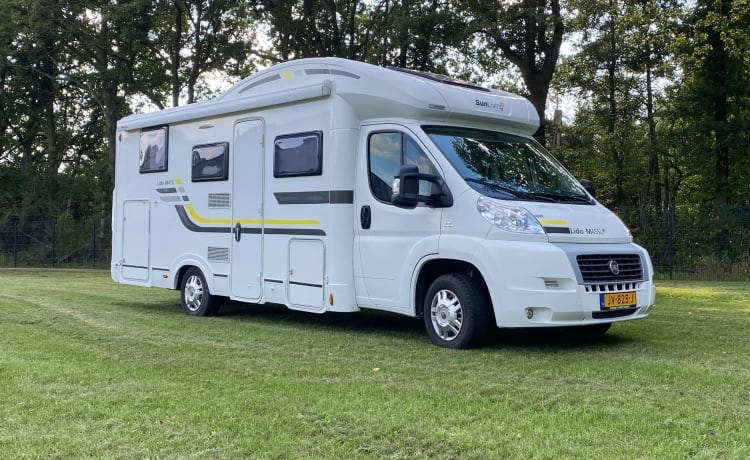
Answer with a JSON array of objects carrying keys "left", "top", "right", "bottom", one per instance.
[{"left": 368, "top": 132, "right": 437, "bottom": 203}]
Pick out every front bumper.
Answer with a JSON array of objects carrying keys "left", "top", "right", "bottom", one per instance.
[{"left": 472, "top": 240, "right": 656, "bottom": 328}]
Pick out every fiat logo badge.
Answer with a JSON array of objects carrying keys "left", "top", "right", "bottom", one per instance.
[{"left": 609, "top": 260, "right": 620, "bottom": 275}]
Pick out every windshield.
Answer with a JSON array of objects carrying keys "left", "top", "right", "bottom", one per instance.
[{"left": 423, "top": 126, "right": 591, "bottom": 204}]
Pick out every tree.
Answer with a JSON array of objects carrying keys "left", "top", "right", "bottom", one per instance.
[
  {"left": 666, "top": 0, "right": 750, "bottom": 256},
  {"left": 463, "top": 0, "right": 565, "bottom": 142},
  {"left": 151, "top": 0, "right": 252, "bottom": 106}
]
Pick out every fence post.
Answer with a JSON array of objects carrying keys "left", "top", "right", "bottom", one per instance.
[
  {"left": 13, "top": 221, "right": 18, "bottom": 268},
  {"left": 92, "top": 220, "right": 97, "bottom": 268},
  {"left": 51, "top": 221, "right": 56, "bottom": 268},
  {"left": 668, "top": 206, "right": 674, "bottom": 280}
]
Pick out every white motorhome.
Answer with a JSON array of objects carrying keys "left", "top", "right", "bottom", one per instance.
[{"left": 112, "top": 57, "right": 656, "bottom": 348}]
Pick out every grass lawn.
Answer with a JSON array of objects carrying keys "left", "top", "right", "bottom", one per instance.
[{"left": 0, "top": 269, "right": 748, "bottom": 459}]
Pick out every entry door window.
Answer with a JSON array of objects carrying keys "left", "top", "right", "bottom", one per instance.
[{"left": 368, "top": 132, "right": 437, "bottom": 203}]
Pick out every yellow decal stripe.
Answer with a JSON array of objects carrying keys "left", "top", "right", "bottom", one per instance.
[
  {"left": 538, "top": 219, "right": 569, "bottom": 226},
  {"left": 185, "top": 204, "right": 319, "bottom": 226}
]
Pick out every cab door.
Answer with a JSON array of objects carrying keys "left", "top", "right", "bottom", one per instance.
[{"left": 354, "top": 124, "right": 444, "bottom": 312}]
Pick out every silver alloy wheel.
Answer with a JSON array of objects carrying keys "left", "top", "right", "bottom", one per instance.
[
  {"left": 183, "top": 274, "right": 204, "bottom": 313},
  {"left": 429, "top": 289, "right": 463, "bottom": 341}
]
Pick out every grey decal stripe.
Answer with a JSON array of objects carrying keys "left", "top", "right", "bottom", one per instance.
[
  {"left": 304, "top": 69, "right": 360, "bottom": 79},
  {"left": 157, "top": 187, "right": 178, "bottom": 194},
  {"left": 239, "top": 74, "right": 281, "bottom": 94},
  {"left": 266, "top": 228, "right": 326, "bottom": 236},
  {"left": 275, "top": 191, "right": 329, "bottom": 204},
  {"left": 274, "top": 190, "right": 353, "bottom": 205},
  {"left": 544, "top": 227, "right": 571, "bottom": 234},
  {"left": 264, "top": 278, "right": 284, "bottom": 284},
  {"left": 330, "top": 190, "right": 354, "bottom": 203},
  {"left": 174, "top": 205, "right": 326, "bottom": 236},
  {"left": 123, "top": 264, "right": 148, "bottom": 270},
  {"left": 175, "top": 206, "right": 232, "bottom": 233},
  {"left": 289, "top": 280, "right": 324, "bottom": 288}
]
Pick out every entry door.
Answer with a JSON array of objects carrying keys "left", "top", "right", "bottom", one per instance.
[
  {"left": 231, "top": 120, "right": 264, "bottom": 300},
  {"left": 354, "top": 125, "right": 443, "bottom": 311}
]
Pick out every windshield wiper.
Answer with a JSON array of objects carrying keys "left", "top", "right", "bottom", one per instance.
[
  {"left": 529, "top": 191, "right": 593, "bottom": 205},
  {"left": 463, "top": 177, "right": 558, "bottom": 202}
]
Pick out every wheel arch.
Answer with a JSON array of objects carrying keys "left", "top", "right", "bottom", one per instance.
[
  {"left": 414, "top": 258, "right": 494, "bottom": 322},
  {"left": 170, "top": 255, "right": 213, "bottom": 291}
]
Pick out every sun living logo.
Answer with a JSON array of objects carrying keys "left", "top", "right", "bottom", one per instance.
[{"left": 475, "top": 99, "right": 505, "bottom": 112}]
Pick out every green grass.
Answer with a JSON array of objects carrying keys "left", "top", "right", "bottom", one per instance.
[{"left": 1, "top": 270, "right": 748, "bottom": 459}]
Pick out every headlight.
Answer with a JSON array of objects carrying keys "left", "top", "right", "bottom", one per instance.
[{"left": 477, "top": 196, "right": 545, "bottom": 234}]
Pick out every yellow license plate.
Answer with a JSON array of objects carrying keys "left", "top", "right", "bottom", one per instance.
[{"left": 600, "top": 292, "right": 637, "bottom": 309}]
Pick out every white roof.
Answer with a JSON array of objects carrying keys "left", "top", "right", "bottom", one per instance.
[{"left": 118, "top": 57, "right": 539, "bottom": 136}]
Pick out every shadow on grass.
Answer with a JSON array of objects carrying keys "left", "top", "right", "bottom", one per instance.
[
  {"left": 221, "top": 301, "right": 633, "bottom": 351},
  {"left": 485, "top": 325, "right": 634, "bottom": 351},
  {"left": 116, "top": 297, "right": 635, "bottom": 350},
  {"left": 220, "top": 301, "right": 426, "bottom": 341}
]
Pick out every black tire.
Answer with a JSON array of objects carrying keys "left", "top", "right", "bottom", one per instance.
[
  {"left": 423, "top": 274, "right": 490, "bottom": 349},
  {"left": 180, "top": 267, "right": 220, "bottom": 316}
]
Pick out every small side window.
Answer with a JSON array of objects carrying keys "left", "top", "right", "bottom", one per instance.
[
  {"left": 192, "top": 142, "right": 229, "bottom": 182},
  {"left": 139, "top": 126, "right": 168, "bottom": 173},
  {"left": 274, "top": 131, "right": 323, "bottom": 178}
]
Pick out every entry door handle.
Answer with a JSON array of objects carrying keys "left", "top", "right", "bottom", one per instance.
[
  {"left": 234, "top": 222, "right": 241, "bottom": 242},
  {"left": 360, "top": 205, "right": 371, "bottom": 230}
]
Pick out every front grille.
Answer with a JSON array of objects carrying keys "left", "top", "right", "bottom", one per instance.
[
  {"left": 585, "top": 282, "right": 639, "bottom": 293},
  {"left": 577, "top": 254, "right": 643, "bottom": 283}
]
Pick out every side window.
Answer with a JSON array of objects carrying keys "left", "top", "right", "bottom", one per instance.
[
  {"left": 274, "top": 131, "right": 323, "bottom": 178},
  {"left": 139, "top": 126, "right": 168, "bottom": 173},
  {"left": 192, "top": 142, "right": 229, "bottom": 182},
  {"left": 368, "top": 132, "right": 401, "bottom": 202},
  {"left": 368, "top": 131, "right": 438, "bottom": 203}
]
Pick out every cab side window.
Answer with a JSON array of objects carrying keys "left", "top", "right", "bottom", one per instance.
[{"left": 368, "top": 132, "right": 437, "bottom": 203}]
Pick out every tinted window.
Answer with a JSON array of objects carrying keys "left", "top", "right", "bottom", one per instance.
[
  {"left": 139, "top": 126, "right": 168, "bottom": 173},
  {"left": 274, "top": 131, "right": 323, "bottom": 177},
  {"left": 192, "top": 142, "right": 229, "bottom": 182}
]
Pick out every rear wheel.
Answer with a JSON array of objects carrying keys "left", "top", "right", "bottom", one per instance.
[
  {"left": 423, "top": 274, "right": 490, "bottom": 349},
  {"left": 180, "top": 268, "right": 220, "bottom": 316}
]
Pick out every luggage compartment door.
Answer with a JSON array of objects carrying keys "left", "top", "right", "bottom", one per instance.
[
  {"left": 121, "top": 200, "right": 150, "bottom": 281},
  {"left": 287, "top": 239, "right": 325, "bottom": 311}
]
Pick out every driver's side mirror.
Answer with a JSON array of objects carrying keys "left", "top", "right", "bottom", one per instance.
[{"left": 391, "top": 165, "right": 453, "bottom": 209}]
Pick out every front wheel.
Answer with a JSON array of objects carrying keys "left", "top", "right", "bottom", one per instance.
[
  {"left": 180, "top": 268, "right": 220, "bottom": 316},
  {"left": 423, "top": 274, "right": 490, "bottom": 349}
]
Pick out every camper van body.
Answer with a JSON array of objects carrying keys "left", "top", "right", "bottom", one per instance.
[{"left": 112, "top": 57, "right": 656, "bottom": 348}]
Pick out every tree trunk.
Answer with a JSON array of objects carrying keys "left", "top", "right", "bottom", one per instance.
[{"left": 645, "top": 55, "right": 661, "bottom": 211}]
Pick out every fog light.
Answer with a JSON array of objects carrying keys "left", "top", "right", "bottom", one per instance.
[{"left": 526, "top": 308, "right": 534, "bottom": 320}]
